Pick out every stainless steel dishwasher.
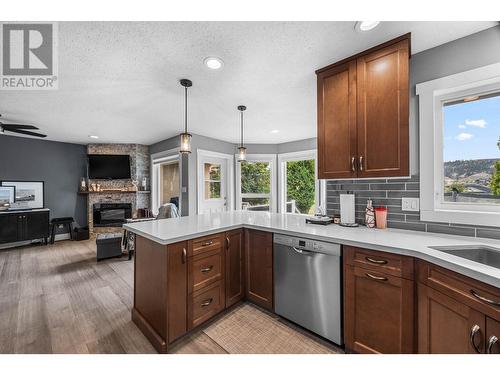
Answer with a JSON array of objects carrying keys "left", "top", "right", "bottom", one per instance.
[{"left": 274, "top": 233, "right": 342, "bottom": 345}]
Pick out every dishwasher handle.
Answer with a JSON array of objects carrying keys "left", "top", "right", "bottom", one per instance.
[{"left": 292, "top": 246, "right": 314, "bottom": 255}]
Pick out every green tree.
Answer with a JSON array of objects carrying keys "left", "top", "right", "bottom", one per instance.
[
  {"left": 241, "top": 162, "right": 271, "bottom": 194},
  {"left": 491, "top": 161, "right": 500, "bottom": 196},
  {"left": 286, "top": 160, "right": 316, "bottom": 214},
  {"left": 445, "top": 181, "right": 466, "bottom": 193}
]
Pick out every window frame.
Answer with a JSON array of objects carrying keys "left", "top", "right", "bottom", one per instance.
[
  {"left": 235, "top": 154, "right": 277, "bottom": 213},
  {"left": 416, "top": 62, "right": 500, "bottom": 226},
  {"left": 277, "top": 150, "right": 326, "bottom": 215}
]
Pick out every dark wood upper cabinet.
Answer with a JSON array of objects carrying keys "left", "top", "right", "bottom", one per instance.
[
  {"left": 225, "top": 229, "right": 245, "bottom": 308},
  {"left": 245, "top": 229, "right": 273, "bottom": 311},
  {"left": 317, "top": 60, "right": 357, "bottom": 179},
  {"left": 316, "top": 34, "right": 410, "bottom": 179}
]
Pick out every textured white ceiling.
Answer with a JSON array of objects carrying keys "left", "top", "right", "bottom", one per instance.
[{"left": 0, "top": 21, "right": 497, "bottom": 145}]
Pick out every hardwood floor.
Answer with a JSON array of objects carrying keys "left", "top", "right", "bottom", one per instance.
[{"left": 0, "top": 240, "right": 340, "bottom": 354}]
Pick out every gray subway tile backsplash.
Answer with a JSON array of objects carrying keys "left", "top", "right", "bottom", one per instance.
[{"left": 325, "top": 175, "right": 500, "bottom": 240}]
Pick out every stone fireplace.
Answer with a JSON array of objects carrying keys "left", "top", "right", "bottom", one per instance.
[{"left": 86, "top": 144, "right": 150, "bottom": 234}]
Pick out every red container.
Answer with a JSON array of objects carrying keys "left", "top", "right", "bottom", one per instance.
[{"left": 375, "top": 206, "right": 388, "bottom": 229}]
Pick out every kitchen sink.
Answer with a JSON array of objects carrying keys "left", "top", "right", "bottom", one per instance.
[{"left": 429, "top": 245, "right": 500, "bottom": 269}]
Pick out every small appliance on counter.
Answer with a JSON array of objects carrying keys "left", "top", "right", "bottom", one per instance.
[
  {"left": 305, "top": 205, "right": 333, "bottom": 225},
  {"left": 339, "top": 193, "right": 358, "bottom": 227}
]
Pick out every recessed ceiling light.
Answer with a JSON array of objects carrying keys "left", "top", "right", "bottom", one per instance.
[
  {"left": 354, "top": 21, "right": 381, "bottom": 32},
  {"left": 270, "top": 130, "right": 279, "bottom": 133},
  {"left": 204, "top": 57, "right": 224, "bottom": 70},
  {"left": 89, "top": 135, "right": 99, "bottom": 139}
]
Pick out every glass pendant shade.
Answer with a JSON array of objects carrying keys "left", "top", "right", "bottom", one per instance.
[
  {"left": 237, "top": 146, "right": 247, "bottom": 162},
  {"left": 180, "top": 132, "right": 192, "bottom": 154}
]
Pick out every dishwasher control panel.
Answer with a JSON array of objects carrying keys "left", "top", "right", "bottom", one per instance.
[{"left": 273, "top": 234, "right": 341, "bottom": 256}]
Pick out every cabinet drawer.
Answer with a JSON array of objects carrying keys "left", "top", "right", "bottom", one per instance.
[
  {"left": 344, "top": 246, "right": 414, "bottom": 279},
  {"left": 417, "top": 261, "right": 500, "bottom": 320},
  {"left": 188, "top": 248, "right": 223, "bottom": 293},
  {"left": 189, "top": 280, "right": 224, "bottom": 329},
  {"left": 188, "top": 233, "right": 223, "bottom": 257}
]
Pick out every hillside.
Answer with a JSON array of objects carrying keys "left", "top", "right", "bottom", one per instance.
[{"left": 444, "top": 158, "right": 498, "bottom": 179}]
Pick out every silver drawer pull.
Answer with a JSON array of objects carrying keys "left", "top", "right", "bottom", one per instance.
[
  {"left": 201, "top": 298, "right": 213, "bottom": 307},
  {"left": 365, "top": 272, "right": 388, "bottom": 281},
  {"left": 351, "top": 157, "right": 356, "bottom": 172},
  {"left": 365, "top": 256, "right": 388, "bottom": 265},
  {"left": 487, "top": 335, "right": 498, "bottom": 354},
  {"left": 470, "top": 289, "right": 500, "bottom": 307},
  {"left": 201, "top": 241, "right": 213, "bottom": 247},
  {"left": 469, "top": 324, "right": 482, "bottom": 353},
  {"left": 200, "top": 266, "right": 213, "bottom": 273}
]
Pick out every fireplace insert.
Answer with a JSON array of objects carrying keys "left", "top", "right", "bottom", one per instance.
[{"left": 93, "top": 203, "right": 132, "bottom": 227}]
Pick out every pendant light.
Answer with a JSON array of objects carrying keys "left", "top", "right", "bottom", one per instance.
[
  {"left": 237, "top": 105, "right": 247, "bottom": 162},
  {"left": 179, "top": 79, "right": 192, "bottom": 154}
]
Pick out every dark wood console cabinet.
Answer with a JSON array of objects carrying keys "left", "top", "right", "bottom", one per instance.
[{"left": 0, "top": 210, "right": 49, "bottom": 245}]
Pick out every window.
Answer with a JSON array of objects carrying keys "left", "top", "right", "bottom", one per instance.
[
  {"left": 416, "top": 62, "right": 500, "bottom": 226},
  {"left": 236, "top": 154, "right": 276, "bottom": 212},
  {"left": 278, "top": 150, "right": 326, "bottom": 215},
  {"left": 204, "top": 163, "right": 221, "bottom": 199}
]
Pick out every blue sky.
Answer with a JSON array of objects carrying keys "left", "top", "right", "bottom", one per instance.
[{"left": 443, "top": 95, "right": 500, "bottom": 162}]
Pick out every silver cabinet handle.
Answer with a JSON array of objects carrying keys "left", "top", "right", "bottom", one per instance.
[
  {"left": 351, "top": 157, "right": 356, "bottom": 172},
  {"left": 226, "top": 236, "right": 230, "bottom": 250},
  {"left": 202, "top": 240, "right": 213, "bottom": 247},
  {"left": 200, "top": 265, "right": 213, "bottom": 273},
  {"left": 470, "top": 289, "right": 500, "bottom": 307},
  {"left": 365, "top": 272, "right": 388, "bottom": 281},
  {"left": 487, "top": 335, "right": 498, "bottom": 354},
  {"left": 365, "top": 256, "right": 388, "bottom": 265},
  {"left": 469, "top": 324, "right": 482, "bottom": 353},
  {"left": 182, "top": 248, "right": 187, "bottom": 264},
  {"left": 201, "top": 298, "right": 213, "bottom": 307},
  {"left": 359, "top": 156, "right": 364, "bottom": 171}
]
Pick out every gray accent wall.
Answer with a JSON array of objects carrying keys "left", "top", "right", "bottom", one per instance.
[
  {"left": 0, "top": 135, "right": 87, "bottom": 229},
  {"left": 326, "top": 26, "right": 500, "bottom": 239}
]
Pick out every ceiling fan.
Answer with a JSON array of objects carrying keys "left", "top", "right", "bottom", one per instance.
[{"left": 0, "top": 114, "right": 47, "bottom": 138}]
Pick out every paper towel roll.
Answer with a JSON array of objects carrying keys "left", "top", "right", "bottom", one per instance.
[{"left": 340, "top": 194, "right": 355, "bottom": 224}]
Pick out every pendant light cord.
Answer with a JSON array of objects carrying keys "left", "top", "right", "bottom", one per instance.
[
  {"left": 240, "top": 110, "right": 244, "bottom": 147},
  {"left": 184, "top": 86, "right": 188, "bottom": 134}
]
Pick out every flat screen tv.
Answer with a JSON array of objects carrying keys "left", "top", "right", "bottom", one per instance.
[{"left": 87, "top": 154, "right": 131, "bottom": 179}]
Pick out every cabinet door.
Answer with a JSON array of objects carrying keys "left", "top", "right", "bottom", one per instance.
[
  {"left": 0, "top": 214, "right": 19, "bottom": 244},
  {"left": 356, "top": 38, "right": 409, "bottom": 178},
  {"left": 486, "top": 317, "right": 500, "bottom": 354},
  {"left": 418, "top": 283, "right": 485, "bottom": 353},
  {"left": 167, "top": 241, "right": 188, "bottom": 343},
  {"left": 25, "top": 212, "right": 49, "bottom": 240},
  {"left": 317, "top": 60, "right": 357, "bottom": 179},
  {"left": 344, "top": 265, "right": 414, "bottom": 353},
  {"left": 225, "top": 229, "right": 244, "bottom": 308},
  {"left": 245, "top": 229, "right": 273, "bottom": 311}
]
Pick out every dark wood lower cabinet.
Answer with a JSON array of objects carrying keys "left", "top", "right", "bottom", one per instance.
[
  {"left": 418, "top": 283, "right": 485, "bottom": 354},
  {"left": 0, "top": 210, "right": 49, "bottom": 244},
  {"left": 225, "top": 229, "right": 245, "bottom": 308},
  {"left": 245, "top": 229, "right": 274, "bottom": 311},
  {"left": 486, "top": 317, "right": 500, "bottom": 354},
  {"left": 344, "top": 264, "right": 414, "bottom": 353}
]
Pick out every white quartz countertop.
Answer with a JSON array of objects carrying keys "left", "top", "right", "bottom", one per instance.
[{"left": 124, "top": 211, "right": 500, "bottom": 288}]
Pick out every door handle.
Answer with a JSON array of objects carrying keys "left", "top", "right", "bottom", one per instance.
[
  {"left": 351, "top": 157, "right": 356, "bottom": 172},
  {"left": 365, "top": 272, "right": 388, "bottom": 281},
  {"left": 200, "top": 265, "right": 213, "bottom": 273},
  {"left": 226, "top": 236, "right": 230, "bottom": 250},
  {"left": 469, "top": 324, "right": 482, "bottom": 353},
  {"left": 181, "top": 248, "right": 187, "bottom": 264},
  {"left": 292, "top": 246, "right": 313, "bottom": 255},
  {"left": 201, "top": 240, "right": 213, "bottom": 247},
  {"left": 359, "top": 156, "right": 364, "bottom": 171},
  {"left": 487, "top": 335, "right": 498, "bottom": 354}
]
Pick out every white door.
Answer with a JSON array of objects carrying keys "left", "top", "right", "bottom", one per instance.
[{"left": 198, "top": 153, "right": 232, "bottom": 214}]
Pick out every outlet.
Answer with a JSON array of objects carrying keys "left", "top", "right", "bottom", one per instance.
[{"left": 402, "top": 197, "right": 419, "bottom": 212}]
